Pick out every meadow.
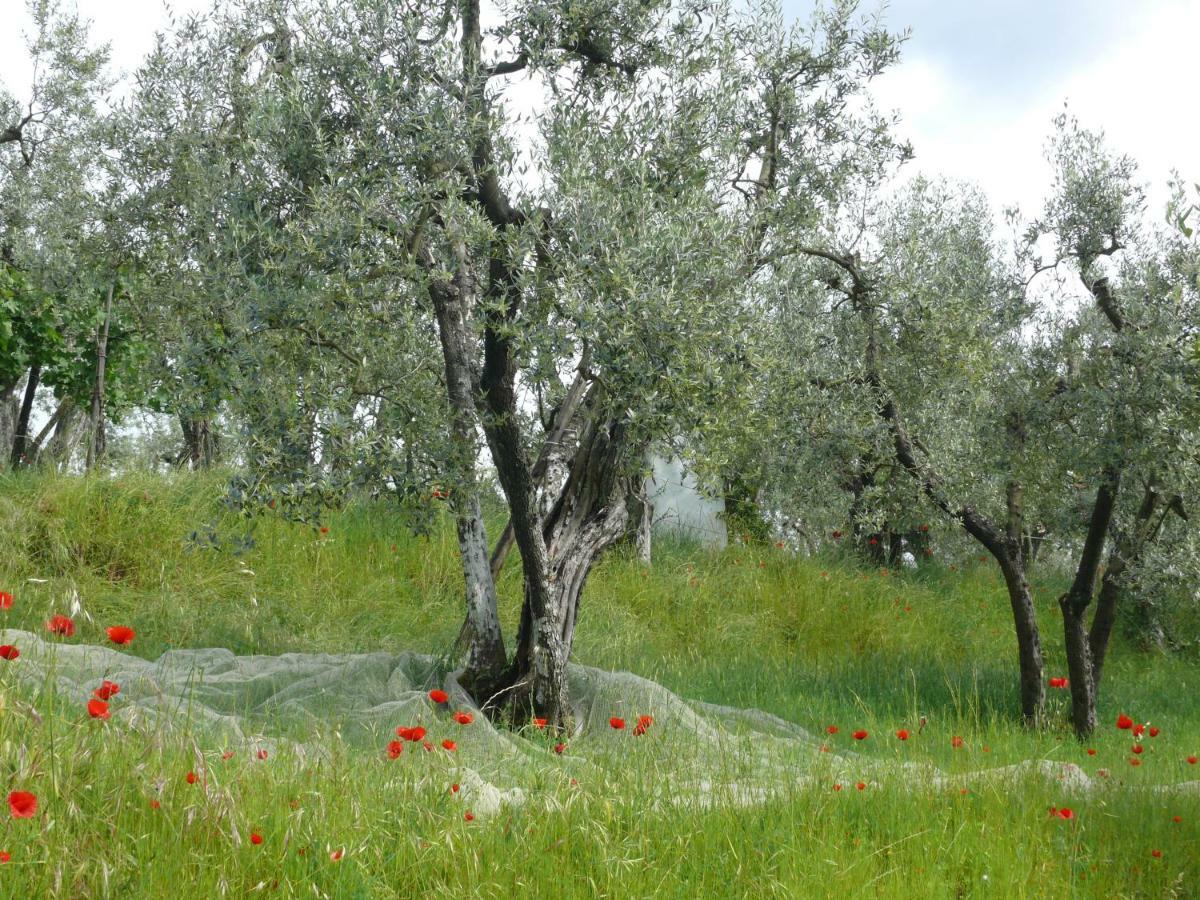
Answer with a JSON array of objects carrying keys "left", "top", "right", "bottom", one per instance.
[{"left": 0, "top": 472, "right": 1196, "bottom": 897}]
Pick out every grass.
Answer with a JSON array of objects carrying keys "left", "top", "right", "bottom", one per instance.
[{"left": 0, "top": 470, "right": 1197, "bottom": 897}]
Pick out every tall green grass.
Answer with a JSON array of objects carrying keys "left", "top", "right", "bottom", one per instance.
[{"left": 0, "top": 471, "right": 1197, "bottom": 896}]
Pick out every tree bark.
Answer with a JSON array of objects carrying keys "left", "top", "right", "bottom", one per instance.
[
  {"left": 45, "top": 399, "right": 84, "bottom": 468},
  {"left": 86, "top": 282, "right": 114, "bottom": 470},
  {"left": 489, "top": 366, "right": 589, "bottom": 580},
  {"left": 1058, "top": 466, "right": 1120, "bottom": 738},
  {"left": 425, "top": 241, "right": 508, "bottom": 696},
  {"left": 9, "top": 363, "right": 40, "bottom": 468},
  {"left": 504, "top": 391, "right": 633, "bottom": 724},
  {"left": 179, "top": 416, "right": 220, "bottom": 469},
  {"left": 27, "top": 395, "right": 67, "bottom": 463},
  {"left": 1089, "top": 482, "right": 1167, "bottom": 683}
]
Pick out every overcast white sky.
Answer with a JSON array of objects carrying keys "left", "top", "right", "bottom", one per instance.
[{"left": 1, "top": 0, "right": 1197, "bottom": 219}]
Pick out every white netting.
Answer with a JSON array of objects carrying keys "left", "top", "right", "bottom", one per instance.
[{"left": 6, "top": 629, "right": 1190, "bottom": 812}]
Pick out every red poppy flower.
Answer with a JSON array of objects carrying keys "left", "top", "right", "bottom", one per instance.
[
  {"left": 464, "top": 811, "right": 474, "bottom": 821},
  {"left": 1086, "top": 748, "right": 1096, "bottom": 756},
  {"left": 8, "top": 791, "right": 36, "bottom": 818},
  {"left": 250, "top": 832, "right": 263, "bottom": 845},
  {"left": 387, "top": 740, "right": 404, "bottom": 759},
  {"left": 1130, "top": 758, "right": 1142, "bottom": 767},
  {"left": 93, "top": 680, "right": 120, "bottom": 700},
  {"left": 453, "top": 711, "right": 473, "bottom": 725},
  {"left": 222, "top": 751, "right": 235, "bottom": 760},
  {"left": 429, "top": 689, "right": 449, "bottom": 704},
  {"left": 87, "top": 699, "right": 110, "bottom": 720},
  {"left": 1116, "top": 714, "right": 1134, "bottom": 730},
  {"left": 330, "top": 848, "right": 344, "bottom": 861},
  {"left": 256, "top": 749, "right": 268, "bottom": 760},
  {"left": 1055, "top": 807, "right": 1074, "bottom": 820},
  {"left": 1133, "top": 723, "right": 1145, "bottom": 738},
  {"left": 1132, "top": 744, "right": 1144, "bottom": 754},
  {"left": 441, "top": 740, "right": 456, "bottom": 751},
  {"left": 319, "top": 527, "right": 329, "bottom": 535},
  {"left": 610, "top": 717, "right": 626, "bottom": 730},
  {"left": 1189, "top": 756, "right": 1198, "bottom": 765},
  {"left": 833, "top": 783, "right": 842, "bottom": 791},
  {"left": 106, "top": 626, "right": 135, "bottom": 645},
  {"left": 0, "top": 645, "right": 18, "bottom": 661},
  {"left": 1048, "top": 677, "right": 1068, "bottom": 689},
  {"left": 1173, "top": 816, "right": 1182, "bottom": 823},
  {"left": 868, "top": 537, "right": 878, "bottom": 546},
  {"left": 951, "top": 736, "right": 964, "bottom": 748},
  {"left": 919, "top": 524, "right": 930, "bottom": 533},
  {"left": 633, "top": 715, "right": 654, "bottom": 736},
  {"left": 856, "top": 782, "right": 866, "bottom": 791},
  {"left": 533, "top": 717, "right": 548, "bottom": 730},
  {"left": 46, "top": 614, "right": 74, "bottom": 637},
  {"left": 1149, "top": 726, "right": 1160, "bottom": 738},
  {"left": 450, "top": 783, "right": 460, "bottom": 793},
  {"left": 0, "top": 591, "right": 12, "bottom": 609},
  {"left": 895, "top": 729, "right": 909, "bottom": 741},
  {"left": 831, "top": 531, "right": 842, "bottom": 539},
  {"left": 826, "top": 725, "right": 839, "bottom": 735},
  {"left": 0, "top": 852, "right": 8, "bottom": 863},
  {"left": 422, "top": 741, "right": 433, "bottom": 752},
  {"left": 554, "top": 742, "right": 566, "bottom": 754},
  {"left": 150, "top": 799, "right": 160, "bottom": 809},
  {"left": 186, "top": 772, "right": 198, "bottom": 784},
  {"left": 396, "top": 726, "right": 426, "bottom": 742},
  {"left": 852, "top": 730, "right": 868, "bottom": 740}
]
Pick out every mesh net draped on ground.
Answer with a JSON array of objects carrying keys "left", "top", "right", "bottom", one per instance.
[{"left": 5, "top": 628, "right": 1190, "bottom": 813}]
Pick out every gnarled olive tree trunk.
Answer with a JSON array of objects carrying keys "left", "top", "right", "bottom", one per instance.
[{"left": 503, "top": 397, "right": 632, "bottom": 724}]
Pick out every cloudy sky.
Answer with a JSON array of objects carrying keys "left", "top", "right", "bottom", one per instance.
[{"left": 2, "top": 0, "right": 1197, "bottom": 218}]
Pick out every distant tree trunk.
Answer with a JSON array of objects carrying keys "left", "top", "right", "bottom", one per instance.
[
  {"left": 0, "top": 377, "right": 22, "bottom": 466},
  {"left": 9, "top": 363, "right": 40, "bottom": 468},
  {"left": 179, "top": 416, "right": 219, "bottom": 469},
  {"left": 1021, "top": 524, "right": 1048, "bottom": 564},
  {"left": 27, "top": 396, "right": 68, "bottom": 463},
  {"left": 628, "top": 478, "right": 653, "bottom": 565},
  {"left": 1089, "top": 482, "right": 1172, "bottom": 683},
  {"left": 45, "top": 399, "right": 84, "bottom": 468},
  {"left": 86, "top": 282, "right": 114, "bottom": 471}
]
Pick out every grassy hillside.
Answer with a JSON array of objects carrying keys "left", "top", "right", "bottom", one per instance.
[{"left": 0, "top": 471, "right": 1197, "bottom": 896}]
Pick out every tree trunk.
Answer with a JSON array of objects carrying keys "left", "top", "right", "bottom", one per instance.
[
  {"left": 45, "top": 399, "right": 84, "bottom": 468},
  {"left": 1090, "top": 482, "right": 1167, "bottom": 684},
  {"left": 489, "top": 365, "right": 589, "bottom": 580},
  {"left": 504, "top": 398, "right": 633, "bottom": 724},
  {"left": 1059, "top": 467, "right": 1120, "bottom": 739},
  {"left": 632, "top": 482, "right": 653, "bottom": 565},
  {"left": 425, "top": 242, "right": 508, "bottom": 695},
  {"left": 86, "top": 282, "right": 114, "bottom": 471},
  {"left": 27, "top": 396, "right": 68, "bottom": 463},
  {"left": 179, "top": 416, "right": 220, "bottom": 469},
  {"left": 9, "top": 363, "right": 40, "bottom": 468},
  {"left": 0, "top": 377, "right": 22, "bottom": 467}
]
